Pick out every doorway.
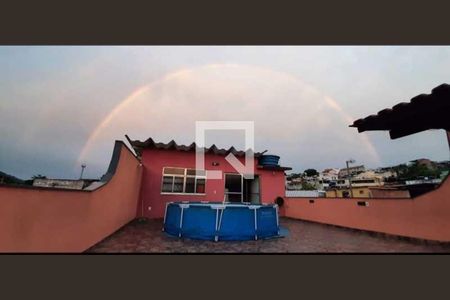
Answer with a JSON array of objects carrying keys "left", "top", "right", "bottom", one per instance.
[
  {"left": 224, "top": 174, "right": 260, "bottom": 204},
  {"left": 244, "top": 176, "right": 260, "bottom": 204}
]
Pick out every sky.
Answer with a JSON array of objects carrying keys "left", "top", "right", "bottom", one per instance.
[{"left": 1, "top": 46, "right": 449, "bottom": 180}]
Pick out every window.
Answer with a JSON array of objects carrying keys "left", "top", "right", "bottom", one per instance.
[
  {"left": 161, "top": 167, "right": 206, "bottom": 194},
  {"left": 353, "top": 179, "right": 375, "bottom": 184},
  {"left": 162, "top": 176, "right": 174, "bottom": 192},
  {"left": 185, "top": 177, "right": 195, "bottom": 193}
]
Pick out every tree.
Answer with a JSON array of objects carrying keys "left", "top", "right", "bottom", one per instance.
[
  {"left": 392, "top": 162, "right": 440, "bottom": 180},
  {"left": 304, "top": 168, "right": 319, "bottom": 177},
  {"left": 286, "top": 172, "right": 302, "bottom": 180},
  {"left": 301, "top": 182, "right": 316, "bottom": 190}
]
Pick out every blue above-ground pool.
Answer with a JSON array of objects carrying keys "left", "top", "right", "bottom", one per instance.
[{"left": 163, "top": 202, "right": 280, "bottom": 241}]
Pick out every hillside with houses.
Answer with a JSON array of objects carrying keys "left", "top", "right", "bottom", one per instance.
[{"left": 286, "top": 158, "right": 450, "bottom": 198}]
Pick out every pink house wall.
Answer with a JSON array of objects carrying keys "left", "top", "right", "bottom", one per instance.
[
  {"left": 283, "top": 176, "right": 450, "bottom": 242},
  {"left": 138, "top": 148, "right": 286, "bottom": 218},
  {"left": 0, "top": 142, "right": 142, "bottom": 252}
]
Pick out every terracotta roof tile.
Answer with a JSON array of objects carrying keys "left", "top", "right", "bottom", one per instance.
[
  {"left": 350, "top": 83, "right": 450, "bottom": 139},
  {"left": 126, "top": 136, "right": 263, "bottom": 158}
]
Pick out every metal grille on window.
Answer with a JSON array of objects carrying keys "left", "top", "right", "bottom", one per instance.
[
  {"left": 173, "top": 177, "right": 184, "bottom": 192},
  {"left": 162, "top": 176, "right": 174, "bottom": 192},
  {"left": 196, "top": 178, "right": 206, "bottom": 193},
  {"left": 185, "top": 177, "right": 196, "bottom": 193}
]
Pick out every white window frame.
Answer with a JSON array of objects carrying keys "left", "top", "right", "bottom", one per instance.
[{"left": 160, "top": 167, "right": 207, "bottom": 195}]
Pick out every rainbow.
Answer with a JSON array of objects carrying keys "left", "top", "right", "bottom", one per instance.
[
  {"left": 77, "top": 63, "right": 380, "bottom": 167},
  {"left": 77, "top": 67, "right": 197, "bottom": 165}
]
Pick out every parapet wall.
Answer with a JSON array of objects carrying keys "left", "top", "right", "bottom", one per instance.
[
  {"left": 0, "top": 141, "right": 142, "bottom": 252},
  {"left": 283, "top": 176, "right": 450, "bottom": 242}
]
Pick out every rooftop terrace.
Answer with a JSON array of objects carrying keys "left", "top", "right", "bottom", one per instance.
[{"left": 87, "top": 218, "right": 450, "bottom": 253}]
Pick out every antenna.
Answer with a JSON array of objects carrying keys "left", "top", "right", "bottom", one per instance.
[{"left": 80, "top": 164, "right": 86, "bottom": 179}]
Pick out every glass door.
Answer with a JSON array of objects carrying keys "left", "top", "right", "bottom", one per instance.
[
  {"left": 244, "top": 175, "right": 260, "bottom": 204},
  {"left": 224, "top": 174, "right": 243, "bottom": 203}
]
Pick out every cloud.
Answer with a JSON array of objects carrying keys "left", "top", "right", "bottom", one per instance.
[
  {"left": 78, "top": 64, "right": 383, "bottom": 176},
  {"left": 1, "top": 46, "right": 450, "bottom": 179}
]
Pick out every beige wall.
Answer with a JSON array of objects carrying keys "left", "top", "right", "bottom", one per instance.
[
  {"left": 32, "top": 178, "right": 85, "bottom": 190},
  {"left": 326, "top": 187, "right": 371, "bottom": 198},
  {"left": 0, "top": 142, "right": 142, "bottom": 252}
]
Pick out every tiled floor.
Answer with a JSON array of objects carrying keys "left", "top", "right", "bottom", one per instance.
[{"left": 87, "top": 218, "right": 450, "bottom": 253}]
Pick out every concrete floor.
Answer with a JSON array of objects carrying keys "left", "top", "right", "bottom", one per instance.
[{"left": 87, "top": 217, "right": 450, "bottom": 253}]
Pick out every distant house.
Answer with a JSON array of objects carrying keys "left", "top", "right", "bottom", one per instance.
[
  {"left": 32, "top": 178, "right": 98, "bottom": 190},
  {"left": 338, "top": 165, "right": 365, "bottom": 178},
  {"left": 317, "top": 168, "right": 340, "bottom": 189},
  {"left": 353, "top": 170, "right": 394, "bottom": 184},
  {"left": 326, "top": 176, "right": 386, "bottom": 198},
  {"left": 286, "top": 179, "right": 303, "bottom": 190},
  {"left": 326, "top": 186, "right": 371, "bottom": 198},
  {"left": 320, "top": 168, "right": 340, "bottom": 181},
  {"left": 326, "top": 185, "right": 409, "bottom": 198},
  {"left": 332, "top": 177, "right": 382, "bottom": 188}
]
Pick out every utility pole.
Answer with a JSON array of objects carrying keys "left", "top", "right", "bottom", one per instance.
[
  {"left": 346, "top": 159, "right": 355, "bottom": 198},
  {"left": 80, "top": 164, "right": 86, "bottom": 179}
]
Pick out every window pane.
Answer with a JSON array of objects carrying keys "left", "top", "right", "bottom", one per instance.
[
  {"left": 162, "top": 176, "right": 174, "bottom": 192},
  {"left": 196, "top": 178, "right": 205, "bottom": 194},
  {"left": 187, "top": 169, "right": 206, "bottom": 176},
  {"left": 225, "top": 174, "right": 242, "bottom": 193},
  {"left": 173, "top": 177, "right": 184, "bottom": 192},
  {"left": 164, "top": 167, "right": 185, "bottom": 175},
  {"left": 185, "top": 177, "right": 195, "bottom": 193}
]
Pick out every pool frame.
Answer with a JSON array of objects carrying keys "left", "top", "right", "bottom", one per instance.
[{"left": 163, "top": 201, "right": 280, "bottom": 241}]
